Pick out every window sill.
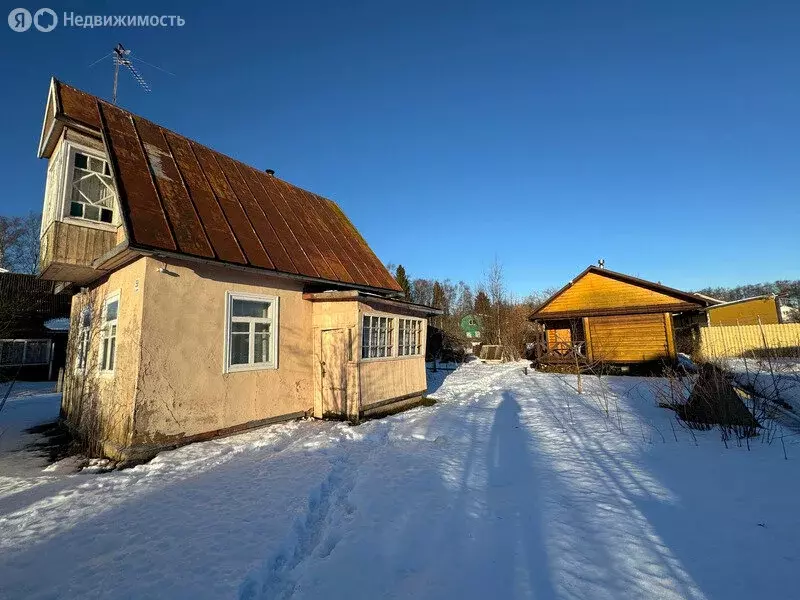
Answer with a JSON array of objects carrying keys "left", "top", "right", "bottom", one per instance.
[
  {"left": 62, "top": 216, "right": 118, "bottom": 233},
  {"left": 359, "top": 354, "right": 423, "bottom": 364},
  {"left": 224, "top": 363, "right": 278, "bottom": 374}
]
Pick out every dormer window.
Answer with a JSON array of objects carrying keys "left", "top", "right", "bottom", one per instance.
[{"left": 68, "top": 151, "right": 115, "bottom": 224}]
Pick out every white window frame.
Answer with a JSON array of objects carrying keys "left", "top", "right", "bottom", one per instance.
[
  {"left": 60, "top": 141, "right": 118, "bottom": 232},
  {"left": 398, "top": 318, "right": 423, "bottom": 356},
  {"left": 41, "top": 143, "right": 65, "bottom": 238},
  {"left": 360, "top": 314, "right": 396, "bottom": 360},
  {"left": 75, "top": 306, "right": 92, "bottom": 373},
  {"left": 99, "top": 291, "right": 120, "bottom": 374},
  {"left": 223, "top": 291, "right": 279, "bottom": 373},
  {"left": 0, "top": 339, "right": 52, "bottom": 366}
]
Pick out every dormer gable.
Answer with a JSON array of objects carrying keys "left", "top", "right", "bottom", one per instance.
[{"left": 38, "top": 79, "right": 124, "bottom": 284}]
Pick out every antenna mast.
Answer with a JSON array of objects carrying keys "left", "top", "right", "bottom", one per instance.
[{"left": 112, "top": 43, "right": 151, "bottom": 104}]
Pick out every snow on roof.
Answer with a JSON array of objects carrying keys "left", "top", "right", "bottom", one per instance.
[
  {"left": 694, "top": 293, "right": 724, "bottom": 304},
  {"left": 44, "top": 317, "right": 70, "bottom": 331},
  {"left": 706, "top": 294, "right": 777, "bottom": 309}
]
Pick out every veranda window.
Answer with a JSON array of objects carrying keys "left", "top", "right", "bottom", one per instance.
[
  {"left": 361, "top": 315, "right": 393, "bottom": 359},
  {"left": 398, "top": 318, "right": 422, "bottom": 356},
  {"left": 0, "top": 340, "right": 51, "bottom": 366}
]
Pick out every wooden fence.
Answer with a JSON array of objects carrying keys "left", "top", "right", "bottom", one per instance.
[{"left": 697, "top": 323, "right": 800, "bottom": 360}]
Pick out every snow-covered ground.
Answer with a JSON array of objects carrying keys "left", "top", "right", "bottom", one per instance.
[
  {"left": 723, "top": 358, "right": 800, "bottom": 424},
  {"left": 0, "top": 381, "right": 62, "bottom": 482},
  {"left": 1, "top": 364, "right": 799, "bottom": 600}
]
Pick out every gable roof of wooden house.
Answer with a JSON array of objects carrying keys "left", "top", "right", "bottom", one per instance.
[
  {"left": 530, "top": 266, "right": 713, "bottom": 321},
  {"left": 38, "top": 79, "right": 402, "bottom": 295}
]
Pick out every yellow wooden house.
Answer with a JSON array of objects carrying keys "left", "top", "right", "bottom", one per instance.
[
  {"left": 530, "top": 266, "right": 713, "bottom": 366},
  {"left": 704, "top": 295, "right": 782, "bottom": 326}
]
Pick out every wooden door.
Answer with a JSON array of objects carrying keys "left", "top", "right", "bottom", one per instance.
[{"left": 321, "top": 329, "right": 347, "bottom": 416}]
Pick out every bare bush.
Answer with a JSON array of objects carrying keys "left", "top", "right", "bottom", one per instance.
[{"left": 61, "top": 289, "right": 132, "bottom": 458}]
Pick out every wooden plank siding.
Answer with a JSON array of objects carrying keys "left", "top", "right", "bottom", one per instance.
[
  {"left": 664, "top": 313, "right": 677, "bottom": 359},
  {"left": 586, "top": 313, "right": 672, "bottom": 363},
  {"left": 537, "top": 271, "right": 699, "bottom": 319},
  {"left": 39, "top": 220, "right": 117, "bottom": 283},
  {"left": 582, "top": 317, "right": 594, "bottom": 362},
  {"left": 531, "top": 267, "right": 707, "bottom": 365},
  {"left": 707, "top": 297, "right": 781, "bottom": 326}
]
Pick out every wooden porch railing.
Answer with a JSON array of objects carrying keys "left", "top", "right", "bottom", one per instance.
[{"left": 533, "top": 341, "right": 586, "bottom": 364}]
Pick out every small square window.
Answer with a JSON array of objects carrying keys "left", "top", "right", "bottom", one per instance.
[
  {"left": 84, "top": 205, "right": 101, "bottom": 221},
  {"left": 74, "top": 152, "right": 88, "bottom": 169},
  {"left": 106, "top": 299, "right": 119, "bottom": 321},
  {"left": 225, "top": 293, "right": 278, "bottom": 372},
  {"left": 88, "top": 156, "right": 104, "bottom": 173}
]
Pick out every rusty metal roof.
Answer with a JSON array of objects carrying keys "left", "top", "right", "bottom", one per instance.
[{"left": 49, "top": 80, "right": 402, "bottom": 294}]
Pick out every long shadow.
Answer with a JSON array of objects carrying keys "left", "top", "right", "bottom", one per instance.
[
  {"left": 485, "top": 392, "right": 558, "bottom": 599},
  {"left": 544, "top": 372, "right": 798, "bottom": 599},
  {"left": 604, "top": 387, "right": 798, "bottom": 599},
  {"left": 517, "top": 373, "right": 714, "bottom": 599}
]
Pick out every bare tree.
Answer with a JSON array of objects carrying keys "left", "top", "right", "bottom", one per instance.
[
  {"left": 0, "top": 216, "right": 23, "bottom": 271},
  {"left": 454, "top": 281, "right": 474, "bottom": 316},
  {"left": 486, "top": 258, "right": 505, "bottom": 346},
  {"left": 14, "top": 212, "right": 42, "bottom": 275},
  {"left": 412, "top": 279, "right": 434, "bottom": 307}
]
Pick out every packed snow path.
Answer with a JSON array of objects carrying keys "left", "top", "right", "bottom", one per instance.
[{"left": 1, "top": 363, "right": 799, "bottom": 599}]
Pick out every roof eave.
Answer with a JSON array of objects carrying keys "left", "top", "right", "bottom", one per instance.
[
  {"left": 130, "top": 245, "right": 404, "bottom": 298},
  {"left": 303, "top": 290, "right": 443, "bottom": 316},
  {"left": 531, "top": 302, "right": 705, "bottom": 321},
  {"left": 38, "top": 79, "right": 104, "bottom": 159}
]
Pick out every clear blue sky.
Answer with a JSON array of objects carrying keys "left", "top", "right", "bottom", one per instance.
[{"left": 2, "top": 0, "right": 798, "bottom": 296}]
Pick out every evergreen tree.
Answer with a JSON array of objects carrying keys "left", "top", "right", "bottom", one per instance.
[
  {"left": 474, "top": 290, "right": 491, "bottom": 316},
  {"left": 431, "top": 281, "right": 447, "bottom": 329},
  {"left": 432, "top": 281, "right": 446, "bottom": 312},
  {"left": 395, "top": 265, "right": 412, "bottom": 300}
]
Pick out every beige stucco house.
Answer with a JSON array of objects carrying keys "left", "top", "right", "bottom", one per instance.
[{"left": 36, "top": 78, "right": 439, "bottom": 460}]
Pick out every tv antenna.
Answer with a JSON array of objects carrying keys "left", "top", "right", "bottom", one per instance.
[
  {"left": 88, "top": 44, "right": 173, "bottom": 104},
  {"left": 112, "top": 43, "right": 151, "bottom": 104}
]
